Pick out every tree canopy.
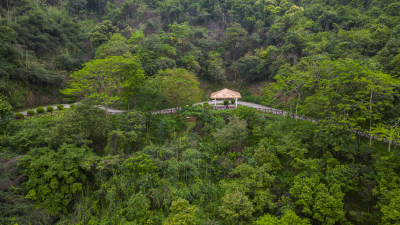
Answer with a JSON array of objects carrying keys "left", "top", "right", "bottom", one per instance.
[
  {"left": 155, "top": 68, "right": 203, "bottom": 108},
  {"left": 61, "top": 55, "right": 145, "bottom": 110}
]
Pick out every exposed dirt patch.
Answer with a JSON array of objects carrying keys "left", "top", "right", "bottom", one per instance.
[
  {"left": 0, "top": 155, "right": 26, "bottom": 191},
  {"left": 21, "top": 90, "right": 62, "bottom": 109},
  {"left": 0, "top": 155, "right": 24, "bottom": 173},
  {"left": 0, "top": 175, "right": 25, "bottom": 191},
  {"left": 246, "top": 81, "right": 270, "bottom": 96}
]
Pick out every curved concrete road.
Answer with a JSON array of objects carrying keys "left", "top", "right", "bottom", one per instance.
[
  {"left": 16, "top": 100, "right": 308, "bottom": 121},
  {"left": 14, "top": 101, "right": 395, "bottom": 145},
  {"left": 17, "top": 103, "right": 75, "bottom": 116},
  {"left": 196, "top": 100, "right": 273, "bottom": 110},
  {"left": 17, "top": 103, "right": 125, "bottom": 116}
]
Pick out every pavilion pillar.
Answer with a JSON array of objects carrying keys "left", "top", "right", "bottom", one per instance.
[
  {"left": 214, "top": 99, "right": 217, "bottom": 107},
  {"left": 235, "top": 98, "right": 237, "bottom": 108}
]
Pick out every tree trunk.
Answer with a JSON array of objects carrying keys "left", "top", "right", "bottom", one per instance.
[
  {"left": 388, "top": 129, "right": 393, "bottom": 152},
  {"left": 295, "top": 92, "right": 300, "bottom": 122},
  {"left": 369, "top": 125, "right": 373, "bottom": 147},
  {"left": 369, "top": 89, "right": 373, "bottom": 147}
]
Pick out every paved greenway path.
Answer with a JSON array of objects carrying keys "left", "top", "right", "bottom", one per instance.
[
  {"left": 153, "top": 100, "right": 318, "bottom": 123},
  {"left": 18, "top": 104, "right": 75, "bottom": 116},
  {"left": 14, "top": 100, "right": 332, "bottom": 124},
  {"left": 16, "top": 101, "right": 394, "bottom": 145},
  {"left": 151, "top": 101, "right": 392, "bottom": 145},
  {"left": 17, "top": 103, "right": 124, "bottom": 116}
]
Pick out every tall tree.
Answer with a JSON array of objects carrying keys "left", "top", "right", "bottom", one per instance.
[
  {"left": 61, "top": 56, "right": 145, "bottom": 112},
  {"left": 155, "top": 68, "right": 202, "bottom": 107},
  {"left": 266, "top": 57, "right": 400, "bottom": 146}
]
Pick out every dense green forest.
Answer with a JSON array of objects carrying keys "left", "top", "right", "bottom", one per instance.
[{"left": 1, "top": 0, "right": 400, "bottom": 224}]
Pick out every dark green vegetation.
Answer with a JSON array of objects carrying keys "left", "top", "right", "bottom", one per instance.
[
  {"left": 2, "top": 0, "right": 400, "bottom": 109},
  {"left": 0, "top": 0, "right": 88, "bottom": 108},
  {"left": 1, "top": 0, "right": 400, "bottom": 224},
  {"left": 1, "top": 104, "right": 400, "bottom": 224}
]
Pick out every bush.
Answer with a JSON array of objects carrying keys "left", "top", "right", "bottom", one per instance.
[
  {"left": 231, "top": 99, "right": 235, "bottom": 104},
  {"left": 19, "top": 144, "right": 92, "bottom": 216},
  {"left": 232, "top": 106, "right": 264, "bottom": 129},
  {"left": 57, "top": 105, "right": 64, "bottom": 110},
  {"left": 181, "top": 105, "right": 203, "bottom": 117},
  {"left": 203, "top": 102, "right": 210, "bottom": 108},
  {"left": 36, "top": 107, "right": 45, "bottom": 114},
  {"left": 224, "top": 100, "right": 229, "bottom": 105},
  {"left": 0, "top": 97, "right": 13, "bottom": 134},
  {"left": 15, "top": 113, "right": 24, "bottom": 119},
  {"left": 213, "top": 117, "right": 247, "bottom": 149},
  {"left": 69, "top": 105, "right": 75, "bottom": 109},
  {"left": 219, "top": 190, "right": 255, "bottom": 224},
  {"left": 46, "top": 106, "right": 53, "bottom": 113}
]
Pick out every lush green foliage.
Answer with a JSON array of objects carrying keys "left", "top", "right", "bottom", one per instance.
[
  {"left": 213, "top": 117, "right": 247, "bottom": 150},
  {"left": 1, "top": 102, "right": 400, "bottom": 224},
  {"left": 19, "top": 144, "right": 93, "bottom": 216},
  {"left": 155, "top": 69, "right": 202, "bottom": 107},
  {"left": 266, "top": 56, "right": 400, "bottom": 149},
  {"left": 0, "top": 97, "right": 13, "bottom": 133},
  {"left": 14, "top": 112, "right": 23, "bottom": 119},
  {"left": 0, "top": 1, "right": 87, "bottom": 107},
  {"left": 135, "top": 68, "right": 202, "bottom": 110},
  {"left": 255, "top": 210, "right": 310, "bottom": 225},
  {"left": 2, "top": 0, "right": 400, "bottom": 224},
  {"left": 61, "top": 56, "right": 145, "bottom": 109}
]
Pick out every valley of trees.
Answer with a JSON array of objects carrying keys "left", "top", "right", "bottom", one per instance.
[{"left": 1, "top": 0, "right": 400, "bottom": 224}]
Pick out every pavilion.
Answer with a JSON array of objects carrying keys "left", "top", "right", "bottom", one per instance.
[{"left": 210, "top": 88, "right": 242, "bottom": 108}]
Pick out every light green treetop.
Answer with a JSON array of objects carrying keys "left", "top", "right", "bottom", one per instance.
[
  {"left": 155, "top": 68, "right": 202, "bottom": 107},
  {"left": 61, "top": 55, "right": 145, "bottom": 111}
]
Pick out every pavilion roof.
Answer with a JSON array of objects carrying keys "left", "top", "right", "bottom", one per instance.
[{"left": 210, "top": 88, "right": 242, "bottom": 99}]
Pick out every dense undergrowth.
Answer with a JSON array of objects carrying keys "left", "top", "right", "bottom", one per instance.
[{"left": 1, "top": 103, "right": 399, "bottom": 224}]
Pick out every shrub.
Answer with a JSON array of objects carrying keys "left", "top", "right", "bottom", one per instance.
[
  {"left": 36, "top": 107, "right": 45, "bottom": 114},
  {"left": 231, "top": 99, "right": 235, "bottom": 104},
  {"left": 19, "top": 144, "right": 92, "bottom": 216},
  {"left": 219, "top": 190, "right": 255, "bottom": 224},
  {"left": 232, "top": 105, "right": 263, "bottom": 128},
  {"left": 203, "top": 102, "right": 210, "bottom": 108},
  {"left": 69, "top": 104, "right": 75, "bottom": 109},
  {"left": 213, "top": 117, "right": 247, "bottom": 149},
  {"left": 181, "top": 105, "right": 203, "bottom": 117},
  {"left": 224, "top": 100, "right": 229, "bottom": 105},
  {"left": 15, "top": 113, "right": 24, "bottom": 119},
  {"left": 27, "top": 110, "right": 35, "bottom": 116},
  {"left": 57, "top": 105, "right": 64, "bottom": 110},
  {"left": 46, "top": 106, "right": 53, "bottom": 113},
  {"left": 164, "top": 198, "right": 198, "bottom": 225},
  {"left": 0, "top": 97, "right": 13, "bottom": 131}
]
